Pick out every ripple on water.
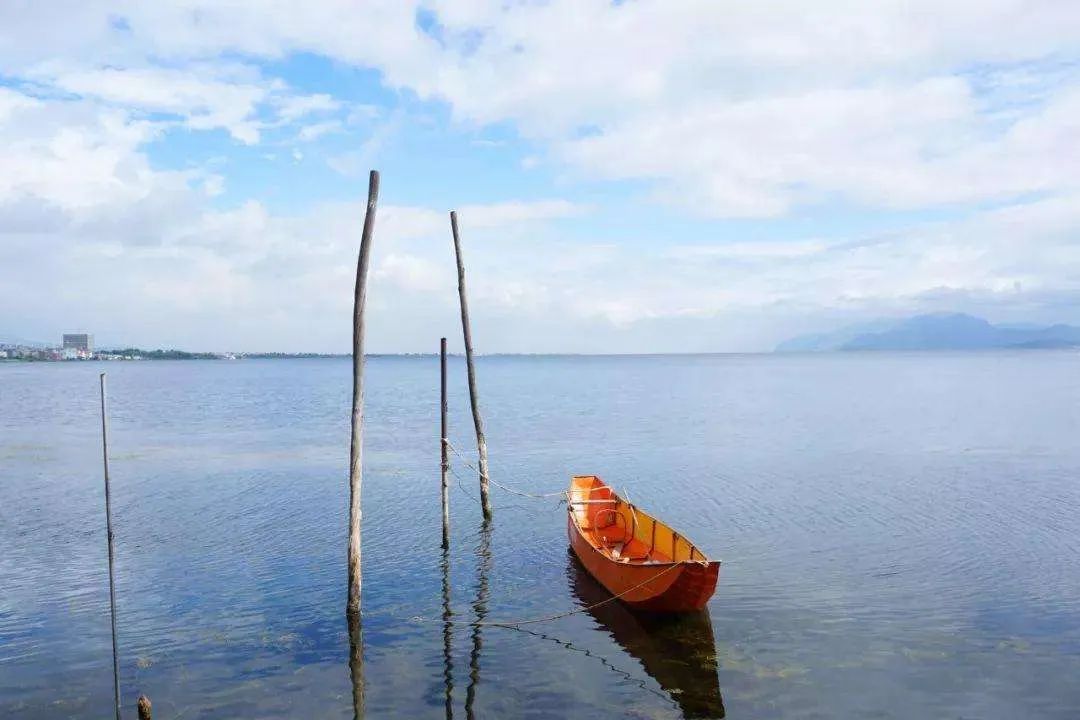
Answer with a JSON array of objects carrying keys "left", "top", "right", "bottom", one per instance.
[{"left": 3, "top": 354, "right": 1080, "bottom": 718}]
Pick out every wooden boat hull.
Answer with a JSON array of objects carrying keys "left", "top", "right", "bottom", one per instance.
[{"left": 566, "top": 475, "right": 719, "bottom": 613}]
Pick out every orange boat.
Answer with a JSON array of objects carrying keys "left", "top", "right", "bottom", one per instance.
[{"left": 566, "top": 475, "right": 720, "bottom": 613}]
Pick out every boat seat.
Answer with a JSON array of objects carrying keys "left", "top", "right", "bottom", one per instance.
[
  {"left": 608, "top": 539, "right": 651, "bottom": 562},
  {"left": 598, "top": 527, "right": 629, "bottom": 546}
]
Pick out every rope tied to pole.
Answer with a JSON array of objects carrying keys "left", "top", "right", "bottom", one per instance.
[
  {"left": 444, "top": 440, "right": 566, "bottom": 499},
  {"left": 447, "top": 460, "right": 535, "bottom": 511}
]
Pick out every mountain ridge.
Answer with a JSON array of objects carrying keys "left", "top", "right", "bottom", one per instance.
[{"left": 776, "top": 313, "right": 1080, "bottom": 352}]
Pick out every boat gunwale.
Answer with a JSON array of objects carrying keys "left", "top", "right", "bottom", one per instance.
[{"left": 565, "top": 477, "right": 722, "bottom": 568}]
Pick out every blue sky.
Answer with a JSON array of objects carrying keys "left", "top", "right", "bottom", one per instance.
[{"left": 1, "top": 1, "right": 1079, "bottom": 352}]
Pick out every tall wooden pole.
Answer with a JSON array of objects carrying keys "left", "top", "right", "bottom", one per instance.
[
  {"left": 348, "top": 609, "right": 365, "bottom": 719},
  {"left": 348, "top": 169, "right": 379, "bottom": 616},
  {"left": 99, "top": 373, "right": 121, "bottom": 720},
  {"left": 440, "top": 337, "right": 450, "bottom": 548},
  {"left": 449, "top": 211, "right": 492, "bottom": 519}
]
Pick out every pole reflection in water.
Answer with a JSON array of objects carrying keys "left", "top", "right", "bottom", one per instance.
[
  {"left": 567, "top": 553, "right": 726, "bottom": 719},
  {"left": 347, "top": 611, "right": 364, "bottom": 720},
  {"left": 465, "top": 519, "right": 492, "bottom": 720},
  {"left": 441, "top": 544, "right": 455, "bottom": 720}
]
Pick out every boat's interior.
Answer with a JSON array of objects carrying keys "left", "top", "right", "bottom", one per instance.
[{"left": 568, "top": 475, "right": 708, "bottom": 565}]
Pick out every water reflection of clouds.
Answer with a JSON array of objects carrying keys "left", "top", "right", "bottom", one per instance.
[{"left": 6, "top": 355, "right": 1080, "bottom": 717}]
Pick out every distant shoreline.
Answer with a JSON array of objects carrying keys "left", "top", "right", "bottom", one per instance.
[{"left": 4, "top": 347, "right": 1080, "bottom": 364}]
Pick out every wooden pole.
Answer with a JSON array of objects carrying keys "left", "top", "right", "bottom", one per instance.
[
  {"left": 348, "top": 609, "right": 365, "bottom": 719},
  {"left": 348, "top": 169, "right": 379, "bottom": 616},
  {"left": 99, "top": 373, "right": 122, "bottom": 720},
  {"left": 440, "top": 337, "right": 450, "bottom": 548},
  {"left": 449, "top": 211, "right": 492, "bottom": 519},
  {"left": 137, "top": 695, "right": 152, "bottom": 720}
]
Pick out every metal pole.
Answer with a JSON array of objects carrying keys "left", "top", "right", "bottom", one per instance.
[
  {"left": 99, "top": 373, "right": 121, "bottom": 720},
  {"left": 348, "top": 169, "right": 379, "bottom": 617},
  {"left": 449, "top": 211, "right": 492, "bottom": 519},
  {"left": 441, "top": 337, "right": 450, "bottom": 549}
]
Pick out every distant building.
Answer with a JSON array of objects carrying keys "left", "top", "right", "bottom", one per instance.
[
  {"left": 62, "top": 333, "right": 93, "bottom": 359},
  {"left": 62, "top": 333, "right": 93, "bottom": 352}
]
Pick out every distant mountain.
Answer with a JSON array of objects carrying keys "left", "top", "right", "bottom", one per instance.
[
  {"left": 776, "top": 313, "right": 1080, "bottom": 352},
  {"left": 774, "top": 319, "right": 898, "bottom": 353}
]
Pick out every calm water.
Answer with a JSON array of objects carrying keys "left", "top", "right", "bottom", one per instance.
[{"left": 2, "top": 353, "right": 1080, "bottom": 719}]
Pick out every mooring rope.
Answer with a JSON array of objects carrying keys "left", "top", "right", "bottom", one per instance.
[
  {"left": 447, "top": 461, "right": 536, "bottom": 511},
  {"left": 477, "top": 562, "right": 681, "bottom": 627},
  {"left": 498, "top": 624, "right": 678, "bottom": 708},
  {"left": 444, "top": 439, "right": 566, "bottom": 499}
]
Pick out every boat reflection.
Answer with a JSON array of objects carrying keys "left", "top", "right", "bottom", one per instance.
[{"left": 567, "top": 554, "right": 725, "bottom": 719}]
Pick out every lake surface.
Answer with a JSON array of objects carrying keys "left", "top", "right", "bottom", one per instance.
[{"left": 2, "top": 352, "right": 1080, "bottom": 718}]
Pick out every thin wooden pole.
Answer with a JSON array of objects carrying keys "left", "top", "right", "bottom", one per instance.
[
  {"left": 440, "top": 337, "right": 450, "bottom": 548},
  {"left": 99, "top": 373, "right": 121, "bottom": 720},
  {"left": 348, "top": 169, "right": 379, "bottom": 616},
  {"left": 348, "top": 609, "right": 365, "bottom": 719},
  {"left": 449, "top": 211, "right": 492, "bottom": 519}
]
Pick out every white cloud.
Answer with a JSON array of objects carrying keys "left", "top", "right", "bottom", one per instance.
[
  {"left": 3, "top": 1, "right": 1078, "bottom": 214},
  {"left": 297, "top": 120, "right": 341, "bottom": 142},
  {"left": 201, "top": 174, "right": 225, "bottom": 197},
  {"left": 326, "top": 112, "right": 402, "bottom": 176},
  {"left": 0, "top": 83, "right": 596, "bottom": 350},
  {"left": 1, "top": 1, "right": 1080, "bottom": 350},
  {"left": 35, "top": 64, "right": 268, "bottom": 143},
  {"left": 375, "top": 253, "right": 447, "bottom": 293},
  {"left": 19, "top": 59, "right": 356, "bottom": 145},
  {"left": 454, "top": 200, "right": 585, "bottom": 228},
  {"left": 410, "top": 1, "right": 1080, "bottom": 216},
  {"left": 274, "top": 92, "right": 339, "bottom": 121},
  {"left": 0, "top": 87, "right": 176, "bottom": 212}
]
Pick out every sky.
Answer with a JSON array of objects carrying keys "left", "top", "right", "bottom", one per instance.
[{"left": 1, "top": 1, "right": 1078, "bottom": 353}]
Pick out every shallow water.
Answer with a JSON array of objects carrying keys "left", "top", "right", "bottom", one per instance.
[{"left": 2, "top": 352, "right": 1080, "bottom": 718}]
